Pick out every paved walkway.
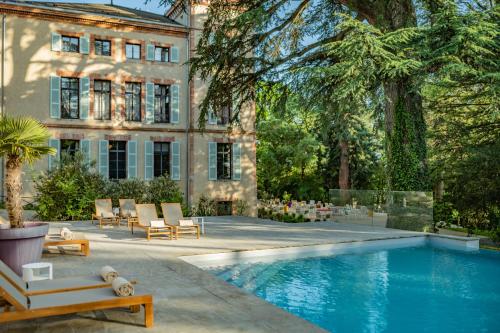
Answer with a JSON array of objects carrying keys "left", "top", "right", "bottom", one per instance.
[{"left": 2, "top": 217, "right": 422, "bottom": 333}]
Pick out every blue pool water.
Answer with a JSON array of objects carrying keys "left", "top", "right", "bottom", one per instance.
[{"left": 209, "top": 246, "right": 500, "bottom": 333}]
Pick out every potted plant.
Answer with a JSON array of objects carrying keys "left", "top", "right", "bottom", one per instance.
[{"left": 0, "top": 117, "right": 55, "bottom": 275}]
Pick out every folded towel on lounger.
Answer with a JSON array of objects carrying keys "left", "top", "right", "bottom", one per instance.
[
  {"left": 179, "top": 219, "right": 194, "bottom": 227},
  {"left": 101, "top": 212, "right": 115, "bottom": 218},
  {"left": 150, "top": 220, "right": 165, "bottom": 228},
  {"left": 112, "top": 277, "right": 134, "bottom": 297},
  {"left": 100, "top": 265, "right": 118, "bottom": 282},
  {"left": 60, "top": 227, "right": 74, "bottom": 240}
]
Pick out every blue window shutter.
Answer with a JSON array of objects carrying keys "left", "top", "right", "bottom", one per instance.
[
  {"left": 98, "top": 140, "right": 109, "bottom": 178},
  {"left": 80, "top": 77, "right": 90, "bottom": 119},
  {"left": 79, "top": 35, "right": 89, "bottom": 54},
  {"left": 170, "top": 84, "right": 179, "bottom": 124},
  {"left": 145, "top": 82, "right": 154, "bottom": 124},
  {"left": 51, "top": 33, "right": 61, "bottom": 51},
  {"left": 170, "top": 46, "right": 179, "bottom": 63},
  {"left": 232, "top": 143, "right": 241, "bottom": 180},
  {"left": 80, "top": 139, "right": 91, "bottom": 165},
  {"left": 50, "top": 76, "right": 61, "bottom": 119},
  {"left": 48, "top": 139, "right": 60, "bottom": 171},
  {"left": 144, "top": 140, "right": 154, "bottom": 180},
  {"left": 127, "top": 140, "right": 137, "bottom": 179},
  {"left": 208, "top": 142, "right": 217, "bottom": 181},
  {"left": 170, "top": 141, "right": 180, "bottom": 180},
  {"left": 146, "top": 44, "right": 155, "bottom": 61}
]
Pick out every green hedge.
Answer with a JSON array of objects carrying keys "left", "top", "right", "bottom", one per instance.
[{"left": 34, "top": 153, "right": 183, "bottom": 221}]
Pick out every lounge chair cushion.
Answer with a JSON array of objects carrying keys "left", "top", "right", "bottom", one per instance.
[
  {"left": 28, "top": 286, "right": 149, "bottom": 309},
  {"left": 179, "top": 219, "right": 194, "bottom": 227},
  {"left": 101, "top": 212, "right": 115, "bottom": 218},
  {"left": 150, "top": 220, "right": 165, "bottom": 228}
]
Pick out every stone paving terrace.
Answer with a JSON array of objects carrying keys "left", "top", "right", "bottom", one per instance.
[{"left": 1, "top": 217, "right": 422, "bottom": 333}]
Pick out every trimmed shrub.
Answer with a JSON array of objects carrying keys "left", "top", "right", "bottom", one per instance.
[
  {"left": 192, "top": 194, "right": 217, "bottom": 216},
  {"left": 34, "top": 153, "right": 107, "bottom": 221}
]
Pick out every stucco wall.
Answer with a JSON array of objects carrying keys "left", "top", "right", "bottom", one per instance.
[{"left": 0, "top": 10, "right": 257, "bottom": 216}]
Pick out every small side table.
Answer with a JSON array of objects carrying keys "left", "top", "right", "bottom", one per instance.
[
  {"left": 193, "top": 217, "right": 205, "bottom": 235},
  {"left": 22, "top": 262, "right": 53, "bottom": 282}
]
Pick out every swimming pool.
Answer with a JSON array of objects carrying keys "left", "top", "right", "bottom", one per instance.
[{"left": 208, "top": 245, "right": 500, "bottom": 333}]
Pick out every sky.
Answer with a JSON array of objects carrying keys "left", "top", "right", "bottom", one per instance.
[{"left": 31, "top": 0, "right": 168, "bottom": 14}]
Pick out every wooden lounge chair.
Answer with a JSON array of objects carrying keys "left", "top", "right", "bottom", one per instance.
[
  {"left": 161, "top": 203, "right": 200, "bottom": 239},
  {"left": 44, "top": 233, "right": 90, "bottom": 256},
  {"left": 0, "top": 274, "right": 153, "bottom": 327},
  {"left": 0, "top": 260, "right": 115, "bottom": 296},
  {"left": 119, "top": 199, "right": 139, "bottom": 231},
  {"left": 135, "top": 204, "right": 175, "bottom": 241},
  {"left": 92, "top": 199, "right": 120, "bottom": 229}
]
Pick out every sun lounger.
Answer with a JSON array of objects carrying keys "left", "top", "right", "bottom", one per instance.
[
  {"left": 92, "top": 199, "right": 120, "bottom": 228},
  {"left": 0, "top": 274, "right": 153, "bottom": 327},
  {"left": 135, "top": 204, "right": 175, "bottom": 240},
  {"left": 161, "top": 203, "right": 200, "bottom": 239},
  {"left": 0, "top": 260, "right": 121, "bottom": 296},
  {"left": 119, "top": 199, "right": 139, "bottom": 231},
  {"left": 44, "top": 233, "right": 90, "bottom": 256}
]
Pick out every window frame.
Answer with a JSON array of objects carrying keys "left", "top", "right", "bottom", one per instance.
[
  {"left": 153, "top": 84, "right": 170, "bottom": 123},
  {"left": 108, "top": 140, "right": 127, "bottom": 180},
  {"left": 218, "top": 105, "right": 231, "bottom": 125},
  {"left": 60, "top": 77, "right": 80, "bottom": 119},
  {"left": 154, "top": 46, "right": 170, "bottom": 62},
  {"left": 153, "top": 142, "right": 171, "bottom": 178},
  {"left": 94, "top": 39, "right": 111, "bottom": 56},
  {"left": 125, "top": 82, "right": 142, "bottom": 122},
  {"left": 216, "top": 143, "right": 232, "bottom": 180},
  {"left": 60, "top": 139, "right": 80, "bottom": 158},
  {"left": 61, "top": 35, "right": 79, "bottom": 53},
  {"left": 93, "top": 80, "right": 111, "bottom": 121},
  {"left": 125, "top": 43, "right": 141, "bottom": 60}
]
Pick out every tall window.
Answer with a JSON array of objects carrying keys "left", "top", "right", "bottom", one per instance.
[
  {"left": 218, "top": 106, "right": 231, "bottom": 125},
  {"left": 154, "top": 84, "right": 170, "bottom": 123},
  {"left": 154, "top": 46, "right": 169, "bottom": 62},
  {"left": 217, "top": 143, "right": 232, "bottom": 180},
  {"left": 62, "top": 36, "right": 79, "bottom": 53},
  {"left": 93, "top": 80, "right": 111, "bottom": 120},
  {"left": 94, "top": 39, "right": 111, "bottom": 56},
  {"left": 125, "top": 43, "right": 141, "bottom": 59},
  {"left": 154, "top": 142, "right": 170, "bottom": 177},
  {"left": 109, "top": 141, "right": 126, "bottom": 179},
  {"left": 125, "top": 82, "right": 141, "bottom": 121},
  {"left": 60, "top": 139, "right": 79, "bottom": 158},
  {"left": 61, "top": 77, "right": 79, "bottom": 119}
]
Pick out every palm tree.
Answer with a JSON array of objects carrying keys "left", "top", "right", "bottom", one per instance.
[{"left": 0, "top": 117, "right": 55, "bottom": 228}]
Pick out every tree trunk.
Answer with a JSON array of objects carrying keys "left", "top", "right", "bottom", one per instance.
[
  {"left": 5, "top": 155, "right": 23, "bottom": 228},
  {"left": 384, "top": 79, "right": 428, "bottom": 191},
  {"left": 338, "top": 140, "right": 349, "bottom": 190},
  {"left": 371, "top": 0, "right": 429, "bottom": 191}
]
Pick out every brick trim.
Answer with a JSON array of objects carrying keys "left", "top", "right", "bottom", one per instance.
[
  {"left": 104, "top": 134, "right": 131, "bottom": 141},
  {"left": 151, "top": 78, "right": 176, "bottom": 85},
  {"left": 58, "top": 133, "right": 85, "bottom": 140},
  {"left": 44, "top": 123, "right": 256, "bottom": 135},
  {"left": 150, "top": 136, "right": 175, "bottom": 142},
  {"left": 212, "top": 137, "right": 236, "bottom": 143}
]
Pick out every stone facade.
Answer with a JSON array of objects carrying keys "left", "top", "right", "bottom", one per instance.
[{"left": 0, "top": 1, "right": 257, "bottom": 216}]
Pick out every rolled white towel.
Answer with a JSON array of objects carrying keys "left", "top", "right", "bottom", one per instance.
[
  {"left": 60, "top": 227, "right": 74, "bottom": 240},
  {"left": 100, "top": 265, "right": 118, "bottom": 282},
  {"left": 112, "top": 277, "right": 134, "bottom": 297}
]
